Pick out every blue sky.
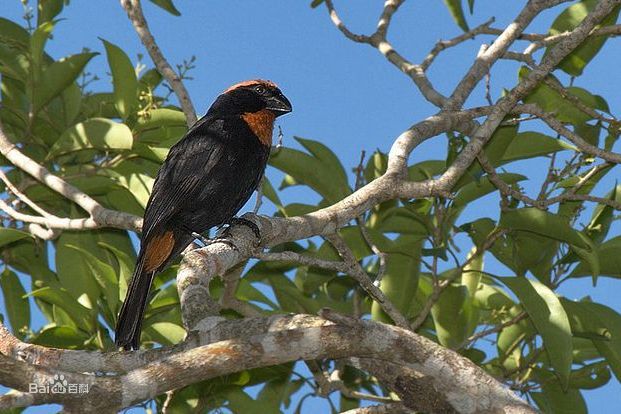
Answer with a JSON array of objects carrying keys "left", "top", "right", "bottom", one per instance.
[{"left": 2, "top": 0, "right": 621, "bottom": 412}]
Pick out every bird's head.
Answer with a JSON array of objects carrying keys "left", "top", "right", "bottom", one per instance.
[{"left": 220, "top": 79, "right": 292, "bottom": 117}]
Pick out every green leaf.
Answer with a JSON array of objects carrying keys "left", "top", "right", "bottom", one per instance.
[
  {"left": 372, "top": 205, "right": 428, "bottom": 236},
  {"left": 408, "top": 160, "right": 447, "bottom": 181},
  {"left": 30, "top": 325, "right": 88, "bottom": 349},
  {"left": 561, "top": 298, "right": 610, "bottom": 340},
  {"left": 297, "top": 137, "right": 350, "bottom": 192},
  {"left": 372, "top": 239, "right": 422, "bottom": 324},
  {"left": 38, "top": 0, "right": 65, "bottom": 26},
  {"left": 138, "top": 68, "right": 163, "bottom": 93},
  {"left": 0, "top": 42, "right": 30, "bottom": 80},
  {"left": 431, "top": 284, "right": 469, "bottom": 348},
  {"left": 236, "top": 278, "right": 278, "bottom": 309},
  {"left": 101, "top": 39, "right": 138, "bottom": 119},
  {"left": 501, "top": 132, "right": 575, "bottom": 163},
  {"left": 149, "top": 0, "right": 181, "bottom": 16},
  {"left": 310, "top": 0, "right": 325, "bottom": 8},
  {"left": 67, "top": 245, "right": 119, "bottom": 319},
  {"left": 256, "top": 378, "right": 304, "bottom": 411},
  {"left": 0, "top": 228, "right": 32, "bottom": 247},
  {"left": 531, "top": 378, "right": 587, "bottom": 414},
  {"left": 499, "top": 208, "right": 598, "bottom": 279},
  {"left": 454, "top": 124, "right": 517, "bottom": 189},
  {"left": 572, "top": 337, "right": 602, "bottom": 363},
  {"left": 564, "top": 300, "right": 621, "bottom": 382},
  {"left": 546, "top": 0, "right": 620, "bottom": 76},
  {"left": 135, "top": 108, "right": 186, "bottom": 132},
  {"left": 511, "top": 233, "right": 557, "bottom": 281},
  {"left": 0, "top": 17, "right": 30, "bottom": 48},
  {"left": 500, "top": 208, "right": 590, "bottom": 247},
  {"left": 225, "top": 389, "right": 257, "bottom": 413},
  {"left": 1, "top": 270, "right": 30, "bottom": 339},
  {"left": 28, "top": 287, "right": 93, "bottom": 332},
  {"left": 473, "top": 283, "right": 514, "bottom": 310},
  {"left": 569, "top": 361, "right": 611, "bottom": 389},
  {"left": 520, "top": 68, "right": 610, "bottom": 125},
  {"left": 584, "top": 183, "right": 620, "bottom": 243},
  {"left": 462, "top": 247, "right": 483, "bottom": 335},
  {"left": 557, "top": 163, "right": 613, "bottom": 227},
  {"left": 571, "top": 236, "right": 621, "bottom": 279},
  {"left": 261, "top": 177, "right": 284, "bottom": 214},
  {"left": 501, "top": 277, "right": 572, "bottom": 389},
  {"left": 269, "top": 138, "right": 350, "bottom": 204},
  {"left": 574, "top": 122, "right": 601, "bottom": 147},
  {"left": 453, "top": 173, "right": 526, "bottom": 207},
  {"left": 461, "top": 218, "right": 519, "bottom": 273},
  {"left": 144, "top": 322, "right": 185, "bottom": 345},
  {"left": 30, "top": 20, "right": 55, "bottom": 71},
  {"left": 497, "top": 308, "right": 534, "bottom": 375},
  {"left": 55, "top": 229, "right": 101, "bottom": 306},
  {"left": 62, "top": 82, "right": 82, "bottom": 126},
  {"left": 499, "top": 207, "right": 601, "bottom": 284},
  {"left": 104, "top": 158, "right": 157, "bottom": 208},
  {"left": 34, "top": 52, "right": 98, "bottom": 113},
  {"left": 443, "top": 0, "right": 469, "bottom": 31},
  {"left": 99, "top": 242, "right": 135, "bottom": 303},
  {"left": 50, "top": 118, "right": 133, "bottom": 157},
  {"left": 81, "top": 92, "right": 120, "bottom": 119}
]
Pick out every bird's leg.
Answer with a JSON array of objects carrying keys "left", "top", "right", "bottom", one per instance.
[
  {"left": 187, "top": 228, "right": 239, "bottom": 251},
  {"left": 226, "top": 216, "right": 261, "bottom": 242},
  {"left": 192, "top": 232, "right": 239, "bottom": 251},
  {"left": 191, "top": 231, "right": 211, "bottom": 246}
]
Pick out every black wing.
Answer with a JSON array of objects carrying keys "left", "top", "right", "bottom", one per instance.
[{"left": 141, "top": 117, "right": 227, "bottom": 240}]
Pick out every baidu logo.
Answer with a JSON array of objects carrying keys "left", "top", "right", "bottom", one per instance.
[{"left": 29, "top": 374, "right": 89, "bottom": 394}]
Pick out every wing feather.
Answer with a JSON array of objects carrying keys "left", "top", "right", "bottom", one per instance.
[{"left": 141, "top": 118, "right": 227, "bottom": 239}]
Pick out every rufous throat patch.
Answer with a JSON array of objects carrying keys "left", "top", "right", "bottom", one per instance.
[{"left": 241, "top": 109, "right": 275, "bottom": 146}]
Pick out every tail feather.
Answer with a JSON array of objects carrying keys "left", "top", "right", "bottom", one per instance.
[
  {"left": 115, "top": 230, "right": 194, "bottom": 350},
  {"left": 115, "top": 255, "right": 154, "bottom": 350}
]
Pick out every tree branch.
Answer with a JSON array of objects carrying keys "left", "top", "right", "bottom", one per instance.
[
  {"left": 0, "top": 315, "right": 536, "bottom": 413},
  {"left": 120, "top": 0, "right": 197, "bottom": 126},
  {"left": 0, "top": 119, "right": 142, "bottom": 233}
]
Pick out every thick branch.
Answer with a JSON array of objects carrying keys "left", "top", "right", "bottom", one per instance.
[{"left": 0, "top": 315, "right": 535, "bottom": 413}]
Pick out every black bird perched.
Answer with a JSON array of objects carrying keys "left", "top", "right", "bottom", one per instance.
[{"left": 115, "top": 79, "right": 292, "bottom": 350}]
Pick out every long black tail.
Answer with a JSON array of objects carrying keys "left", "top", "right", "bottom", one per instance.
[{"left": 115, "top": 254, "right": 154, "bottom": 350}]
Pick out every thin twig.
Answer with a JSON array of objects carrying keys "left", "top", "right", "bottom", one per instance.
[
  {"left": 353, "top": 151, "right": 388, "bottom": 284},
  {"left": 458, "top": 312, "right": 528, "bottom": 350},
  {"left": 421, "top": 17, "right": 495, "bottom": 70},
  {"left": 120, "top": 0, "right": 197, "bottom": 125},
  {"left": 0, "top": 120, "right": 142, "bottom": 232},
  {"left": 324, "top": 0, "right": 446, "bottom": 107},
  {"left": 326, "top": 233, "right": 410, "bottom": 329}
]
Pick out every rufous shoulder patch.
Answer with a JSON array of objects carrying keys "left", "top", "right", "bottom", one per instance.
[
  {"left": 143, "top": 231, "right": 175, "bottom": 273},
  {"left": 241, "top": 109, "right": 275, "bottom": 146}
]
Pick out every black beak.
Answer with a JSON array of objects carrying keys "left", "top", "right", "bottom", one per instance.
[{"left": 266, "top": 93, "right": 292, "bottom": 116}]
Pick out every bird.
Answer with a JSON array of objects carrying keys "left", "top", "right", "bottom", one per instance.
[{"left": 114, "top": 79, "right": 292, "bottom": 350}]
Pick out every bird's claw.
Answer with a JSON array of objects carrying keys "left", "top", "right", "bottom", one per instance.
[
  {"left": 192, "top": 231, "right": 239, "bottom": 251},
  {"left": 191, "top": 232, "right": 211, "bottom": 246}
]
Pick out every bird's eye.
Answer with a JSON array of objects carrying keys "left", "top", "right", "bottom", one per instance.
[{"left": 254, "top": 85, "right": 267, "bottom": 95}]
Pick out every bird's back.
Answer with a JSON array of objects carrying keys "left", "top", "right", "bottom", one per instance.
[{"left": 142, "top": 113, "right": 270, "bottom": 243}]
